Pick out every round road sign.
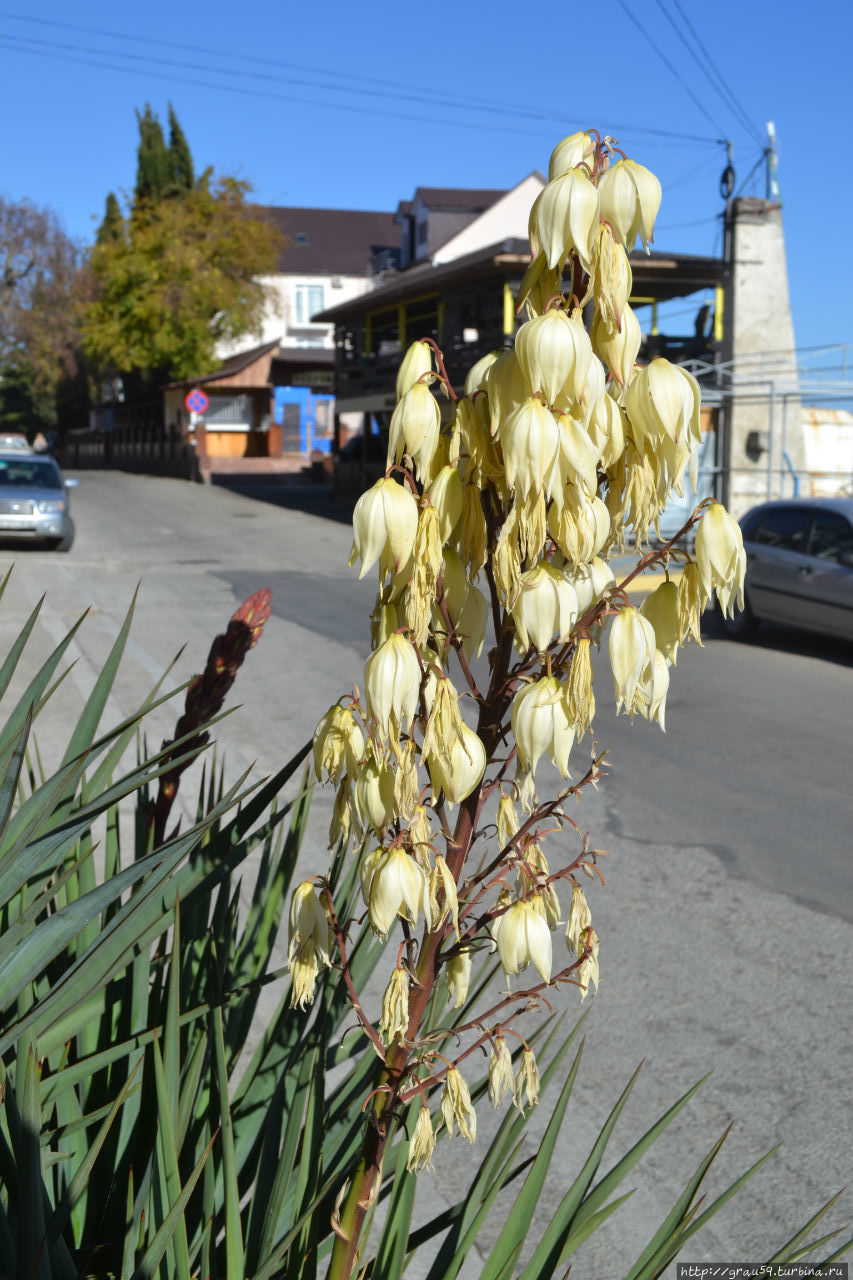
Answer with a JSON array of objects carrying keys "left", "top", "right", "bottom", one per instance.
[{"left": 185, "top": 388, "right": 209, "bottom": 414}]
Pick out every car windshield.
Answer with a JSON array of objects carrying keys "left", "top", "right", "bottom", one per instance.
[{"left": 0, "top": 459, "right": 62, "bottom": 490}]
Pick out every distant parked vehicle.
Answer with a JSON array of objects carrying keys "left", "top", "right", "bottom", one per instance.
[
  {"left": 721, "top": 497, "right": 853, "bottom": 642},
  {"left": 0, "top": 433, "right": 33, "bottom": 453},
  {"left": 0, "top": 452, "right": 77, "bottom": 551}
]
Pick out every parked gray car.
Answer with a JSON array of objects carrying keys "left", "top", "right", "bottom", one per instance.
[
  {"left": 721, "top": 497, "right": 853, "bottom": 641},
  {"left": 0, "top": 453, "right": 76, "bottom": 551}
]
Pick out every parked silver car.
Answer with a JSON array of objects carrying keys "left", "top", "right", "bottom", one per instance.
[
  {"left": 0, "top": 453, "right": 76, "bottom": 551},
  {"left": 721, "top": 497, "right": 853, "bottom": 641}
]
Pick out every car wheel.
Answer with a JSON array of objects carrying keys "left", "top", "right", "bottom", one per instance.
[
  {"left": 48, "top": 532, "right": 74, "bottom": 553},
  {"left": 719, "top": 591, "right": 758, "bottom": 639}
]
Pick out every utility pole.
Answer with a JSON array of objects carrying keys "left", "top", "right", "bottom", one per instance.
[{"left": 718, "top": 140, "right": 736, "bottom": 507}]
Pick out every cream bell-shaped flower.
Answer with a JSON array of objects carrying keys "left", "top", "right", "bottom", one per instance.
[
  {"left": 395, "top": 339, "right": 433, "bottom": 401},
  {"left": 354, "top": 755, "right": 396, "bottom": 838},
  {"left": 511, "top": 676, "right": 575, "bottom": 778},
  {"left": 407, "top": 1106, "right": 436, "bottom": 1173},
  {"left": 500, "top": 396, "right": 561, "bottom": 500},
  {"left": 608, "top": 605, "right": 657, "bottom": 715},
  {"left": 366, "top": 846, "right": 429, "bottom": 937},
  {"left": 495, "top": 897, "right": 553, "bottom": 983},
  {"left": 312, "top": 703, "right": 364, "bottom": 784},
  {"left": 349, "top": 477, "right": 419, "bottom": 582},
  {"left": 429, "top": 721, "right": 486, "bottom": 806},
  {"left": 511, "top": 562, "right": 579, "bottom": 653},
  {"left": 515, "top": 309, "right": 586, "bottom": 407},
  {"left": 387, "top": 382, "right": 441, "bottom": 482},
  {"left": 440, "top": 1067, "right": 477, "bottom": 1142},
  {"left": 548, "top": 130, "right": 595, "bottom": 180},
  {"left": 555, "top": 412, "right": 600, "bottom": 497},
  {"left": 590, "top": 391, "right": 626, "bottom": 470},
  {"left": 695, "top": 502, "right": 746, "bottom": 618},
  {"left": 464, "top": 349, "right": 500, "bottom": 398},
  {"left": 598, "top": 158, "right": 662, "bottom": 253},
  {"left": 364, "top": 633, "right": 420, "bottom": 738},
  {"left": 637, "top": 648, "right": 670, "bottom": 731},
  {"left": 484, "top": 348, "right": 532, "bottom": 440},
  {"left": 625, "top": 358, "right": 701, "bottom": 447},
  {"left": 640, "top": 579, "right": 680, "bottom": 664},
  {"left": 529, "top": 169, "right": 600, "bottom": 273}
]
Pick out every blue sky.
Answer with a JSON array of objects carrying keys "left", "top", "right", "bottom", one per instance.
[{"left": 1, "top": 0, "right": 850, "bottom": 360}]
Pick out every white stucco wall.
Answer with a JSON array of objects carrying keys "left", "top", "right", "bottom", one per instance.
[
  {"left": 431, "top": 174, "right": 545, "bottom": 265},
  {"left": 216, "top": 271, "right": 375, "bottom": 359}
]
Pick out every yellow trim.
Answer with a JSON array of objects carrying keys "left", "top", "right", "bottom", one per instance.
[
  {"left": 503, "top": 282, "right": 515, "bottom": 337},
  {"left": 628, "top": 296, "right": 658, "bottom": 335},
  {"left": 398, "top": 304, "right": 406, "bottom": 349},
  {"left": 714, "top": 285, "right": 724, "bottom": 342}
]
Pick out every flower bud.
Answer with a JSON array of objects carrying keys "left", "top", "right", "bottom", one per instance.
[
  {"left": 407, "top": 1106, "right": 436, "bottom": 1172},
  {"left": 598, "top": 158, "right": 662, "bottom": 252},
  {"left": 349, "top": 476, "right": 419, "bottom": 581},
  {"left": 695, "top": 503, "right": 746, "bottom": 619},
  {"left": 379, "top": 967, "right": 410, "bottom": 1044},
  {"left": 396, "top": 339, "right": 433, "bottom": 401},
  {"left": 364, "top": 633, "right": 421, "bottom": 738},
  {"left": 497, "top": 793, "right": 519, "bottom": 851},
  {"left": 426, "top": 465, "right": 464, "bottom": 543},
  {"left": 511, "top": 676, "right": 575, "bottom": 778},
  {"left": 488, "top": 1036, "right": 515, "bottom": 1108},
  {"left": 495, "top": 897, "right": 553, "bottom": 983},
  {"left": 640, "top": 579, "right": 680, "bottom": 664},
  {"left": 367, "top": 846, "right": 429, "bottom": 937},
  {"left": 513, "top": 1047, "right": 540, "bottom": 1112},
  {"left": 445, "top": 947, "right": 472, "bottom": 1007},
  {"left": 440, "top": 1067, "right": 477, "bottom": 1143}
]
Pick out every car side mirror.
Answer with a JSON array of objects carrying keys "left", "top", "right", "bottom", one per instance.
[
  {"left": 64, "top": 478, "right": 79, "bottom": 489},
  {"left": 837, "top": 549, "right": 853, "bottom": 568}
]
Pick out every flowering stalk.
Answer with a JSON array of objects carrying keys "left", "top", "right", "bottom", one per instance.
[{"left": 303, "top": 132, "right": 746, "bottom": 1280}]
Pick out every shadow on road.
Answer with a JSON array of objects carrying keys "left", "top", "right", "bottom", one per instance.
[
  {"left": 702, "top": 607, "right": 853, "bottom": 667},
  {"left": 211, "top": 477, "right": 353, "bottom": 525}
]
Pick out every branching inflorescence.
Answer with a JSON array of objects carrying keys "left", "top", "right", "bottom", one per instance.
[{"left": 290, "top": 131, "right": 746, "bottom": 1277}]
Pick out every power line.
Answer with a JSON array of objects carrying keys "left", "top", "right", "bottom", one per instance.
[
  {"left": 669, "top": 0, "right": 764, "bottom": 147},
  {"left": 0, "top": 11, "right": 724, "bottom": 147},
  {"left": 614, "top": 0, "right": 729, "bottom": 139}
]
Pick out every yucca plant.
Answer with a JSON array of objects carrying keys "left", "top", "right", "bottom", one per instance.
[{"left": 0, "top": 565, "right": 848, "bottom": 1278}]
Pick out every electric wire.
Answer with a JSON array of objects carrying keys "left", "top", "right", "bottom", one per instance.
[
  {"left": 0, "top": 11, "right": 723, "bottom": 147},
  {"left": 669, "top": 0, "right": 764, "bottom": 147},
  {"left": 614, "top": 0, "right": 729, "bottom": 139}
]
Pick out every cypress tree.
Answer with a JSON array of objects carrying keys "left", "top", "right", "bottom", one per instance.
[
  {"left": 96, "top": 192, "right": 124, "bottom": 244},
  {"left": 168, "top": 104, "right": 194, "bottom": 195},
  {"left": 134, "top": 105, "right": 171, "bottom": 205}
]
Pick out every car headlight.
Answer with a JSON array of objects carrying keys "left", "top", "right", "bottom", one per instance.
[{"left": 38, "top": 500, "right": 66, "bottom": 514}]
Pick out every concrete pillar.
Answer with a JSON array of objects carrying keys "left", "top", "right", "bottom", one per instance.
[{"left": 724, "top": 197, "right": 803, "bottom": 517}]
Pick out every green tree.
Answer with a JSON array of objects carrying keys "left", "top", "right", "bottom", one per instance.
[
  {"left": 83, "top": 174, "right": 281, "bottom": 386},
  {"left": 96, "top": 191, "right": 124, "bottom": 245},
  {"left": 134, "top": 103, "right": 171, "bottom": 204},
  {"left": 0, "top": 196, "right": 87, "bottom": 431},
  {"left": 167, "top": 102, "right": 194, "bottom": 195}
]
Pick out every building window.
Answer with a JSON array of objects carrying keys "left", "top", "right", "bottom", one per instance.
[
  {"left": 293, "top": 283, "right": 325, "bottom": 326},
  {"left": 416, "top": 220, "right": 428, "bottom": 246}
]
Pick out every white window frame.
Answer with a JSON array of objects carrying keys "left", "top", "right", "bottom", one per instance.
[{"left": 292, "top": 283, "right": 326, "bottom": 327}]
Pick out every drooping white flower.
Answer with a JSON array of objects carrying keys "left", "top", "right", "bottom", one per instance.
[
  {"left": 608, "top": 605, "right": 657, "bottom": 715},
  {"left": 494, "top": 896, "right": 553, "bottom": 984},
  {"left": 366, "top": 846, "right": 429, "bottom": 937},
  {"left": 349, "top": 477, "right": 419, "bottom": 582},
  {"left": 695, "top": 502, "right": 746, "bottom": 619},
  {"left": 364, "top": 633, "right": 421, "bottom": 737},
  {"left": 598, "top": 158, "right": 662, "bottom": 252},
  {"left": 429, "top": 721, "right": 486, "bottom": 806},
  {"left": 511, "top": 562, "right": 579, "bottom": 653},
  {"left": 511, "top": 676, "right": 575, "bottom": 778},
  {"left": 529, "top": 169, "right": 600, "bottom": 273}
]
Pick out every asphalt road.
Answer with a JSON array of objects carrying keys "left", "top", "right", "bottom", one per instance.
[{"left": 2, "top": 470, "right": 850, "bottom": 1275}]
